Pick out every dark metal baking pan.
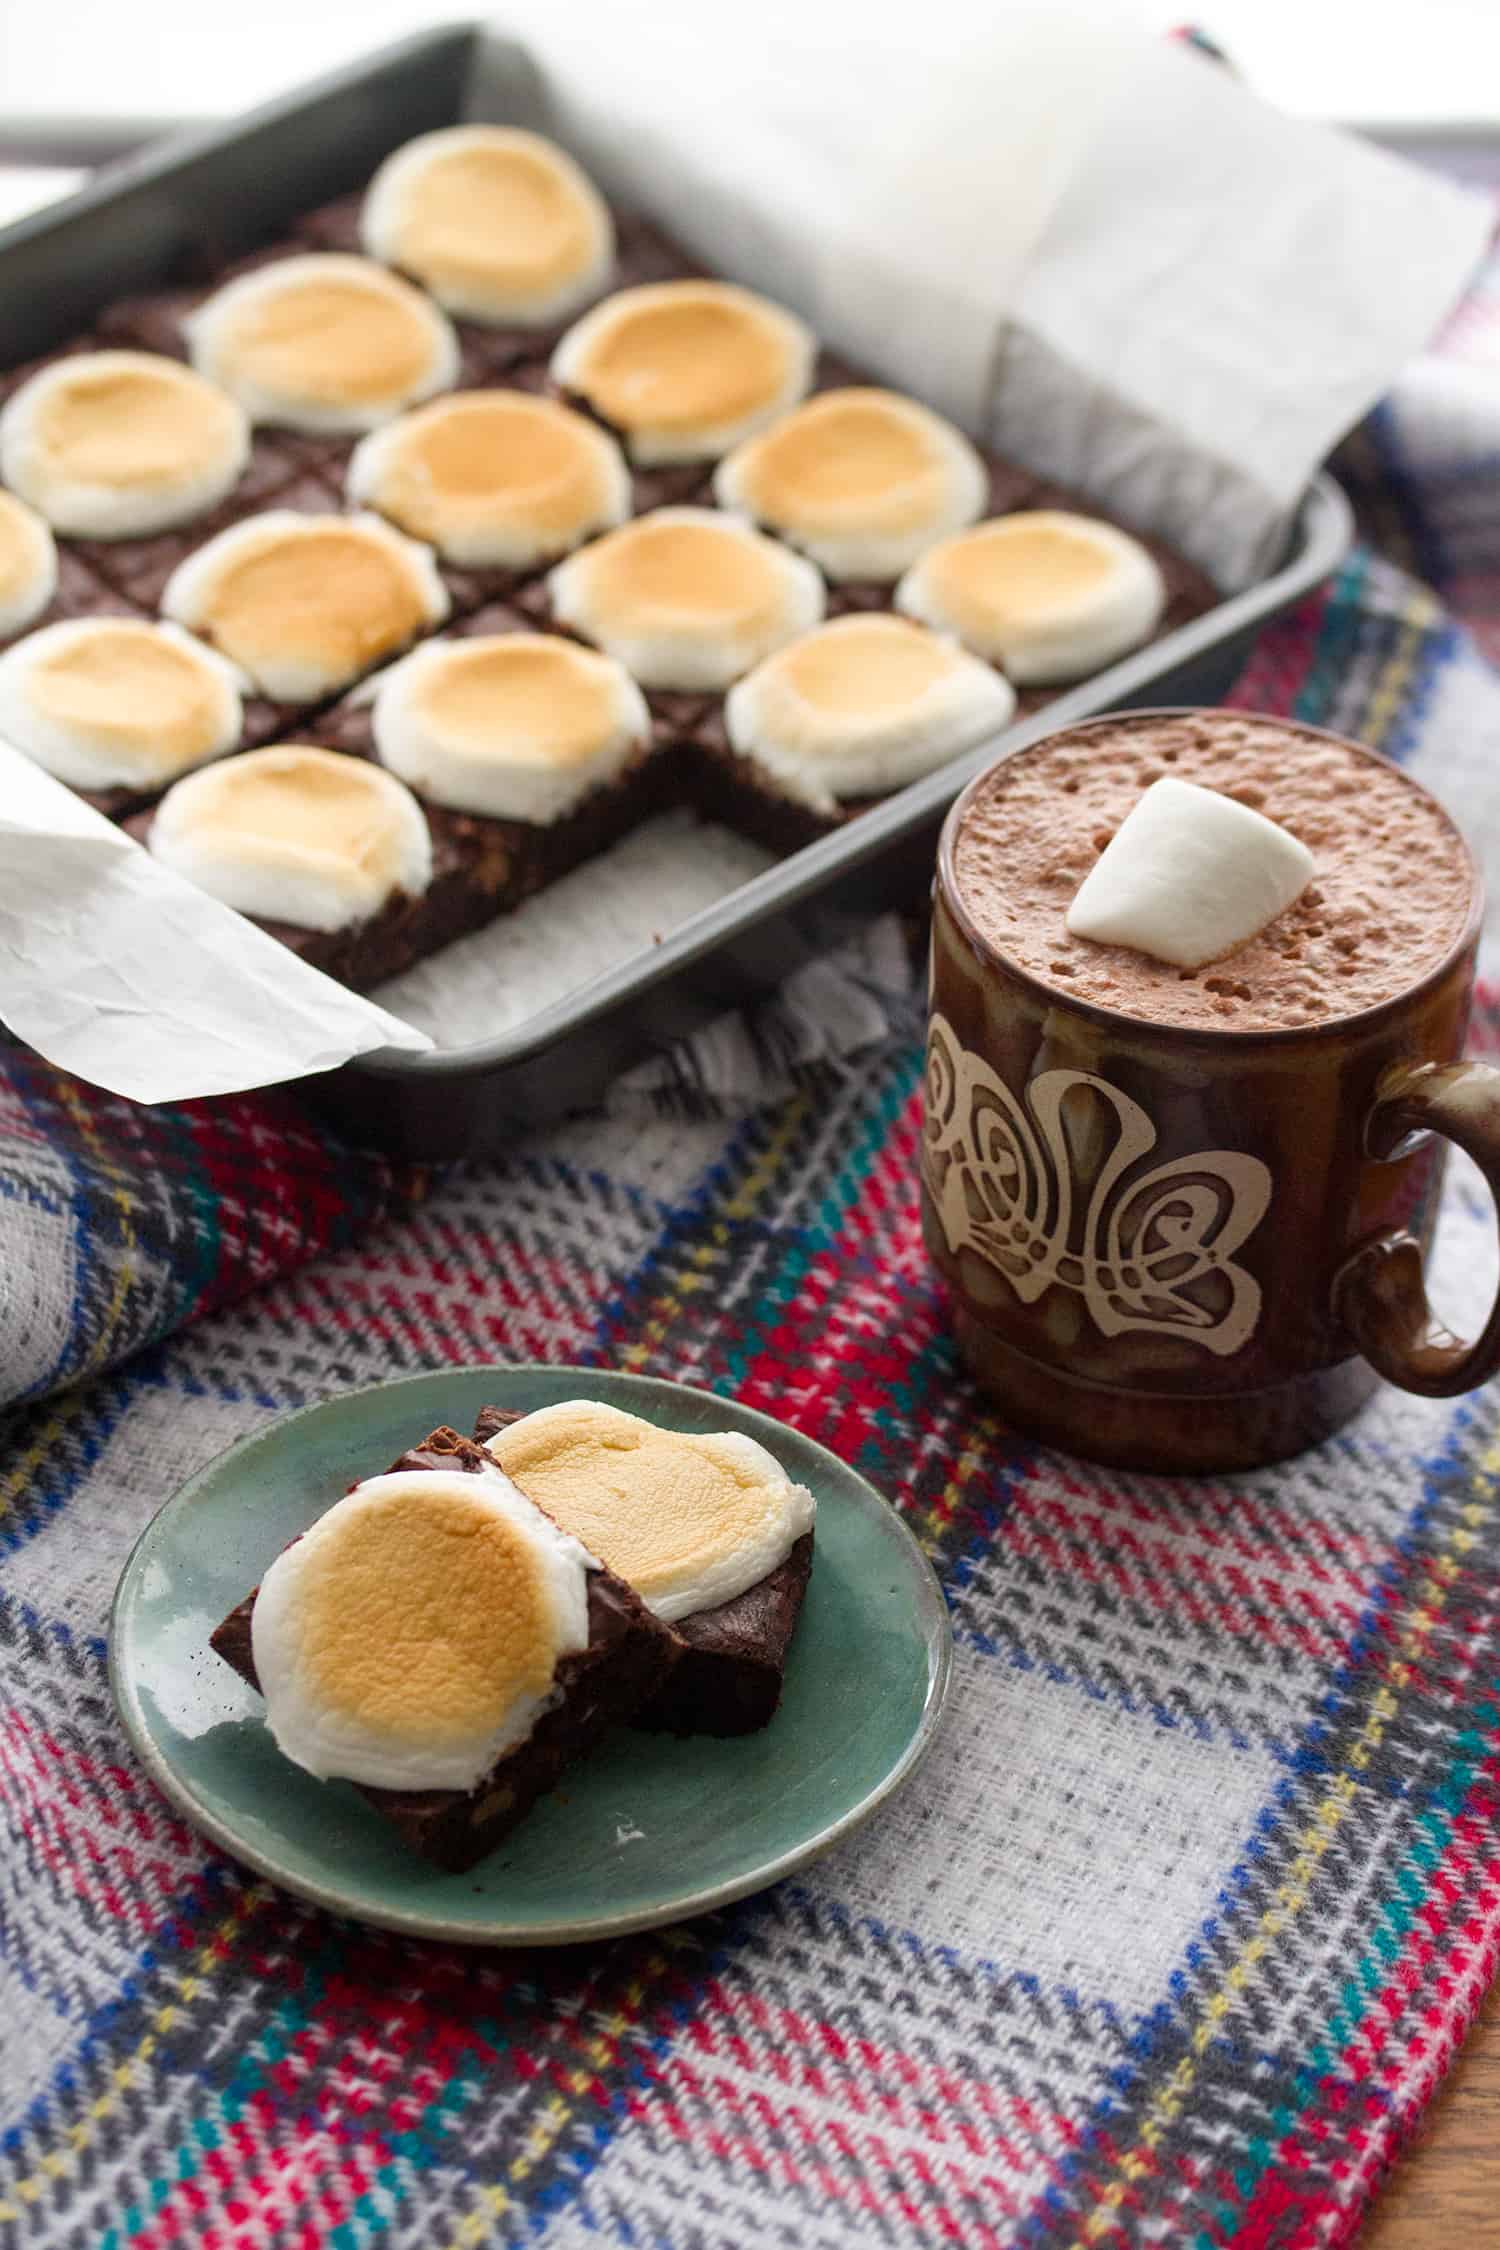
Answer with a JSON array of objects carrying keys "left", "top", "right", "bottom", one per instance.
[{"left": 0, "top": 24, "right": 1352, "bottom": 1156}]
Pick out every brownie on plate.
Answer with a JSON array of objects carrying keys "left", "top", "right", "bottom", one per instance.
[
  {"left": 210, "top": 1423, "right": 679, "bottom": 1872},
  {"left": 472, "top": 1404, "right": 814, "bottom": 1737}
]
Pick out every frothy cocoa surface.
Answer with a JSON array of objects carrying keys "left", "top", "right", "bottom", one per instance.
[{"left": 951, "top": 713, "right": 1474, "bottom": 1032}]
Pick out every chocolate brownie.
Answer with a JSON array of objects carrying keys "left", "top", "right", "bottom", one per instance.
[
  {"left": 471, "top": 1404, "right": 814, "bottom": 1737},
  {"left": 0, "top": 555, "right": 169, "bottom": 821},
  {"left": 3, "top": 132, "right": 1225, "bottom": 990},
  {"left": 92, "top": 243, "right": 352, "bottom": 492},
  {"left": 0, "top": 545, "right": 142, "bottom": 658},
  {"left": 71, "top": 458, "right": 332, "bottom": 613},
  {"left": 121, "top": 667, "right": 674, "bottom": 994},
  {"left": 209, "top": 1423, "right": 680, "bottom": 1872},
  {"left": 634, "top": 1534, "right": 815, "bottom": 1737},
  {"left": 295, "top": 194, "right": 710, "bottom": 395}
]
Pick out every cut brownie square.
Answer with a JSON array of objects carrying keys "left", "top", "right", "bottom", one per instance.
[
  {"left": 0, "top": 333, "right": 108, "bottom": 409},
  {"left": 121, "top": 610, "right": 675, "bottom": 991},
  {"left": 472, "top": 1404, "right": 815, "bottom": 1737},
  {"left": 74, "top": 466, "right": 341, "bottom": 617},
  {"left": 633, "top": 1535, "right": 815, "bottom": 1737},
  {"left": 122, "top": 784, "right": 521, "bottom": 991},
  {"left": 210, "top": 1423, "right": 679, "bottom": 1872},
  {"left": 0, "top": 545, "right": 143, "bottom": 660}
]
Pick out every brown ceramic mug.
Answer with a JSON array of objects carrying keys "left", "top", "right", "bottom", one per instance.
[{"left": 921, "top": 709, "right": 1500, "bottom": 1472}]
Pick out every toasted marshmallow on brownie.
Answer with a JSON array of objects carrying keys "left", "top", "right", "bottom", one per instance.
[
  {"left": 0, "top": 618, "right": 242, "bottom": 791},
  {"left": 715, "top": 388, "right": 987, "bottom": 582},
  {"left": 726, "top": 614, "right": 1014, "bottom": 812},
  {"left": 363, "top": 125, "right": 614, "bottom": 328},
  {"left": 149, "top": 744, "right": 432, "bottom": 932},
  {"left": 372, "top": 633, "right": 650, "bottom": 824},
  {"left": 0, "top": 351, "right": 249, "bottom": 539},
  {"left": 249, "top": 1462, "right": 595, "bottom": 1789},
  {"left": 547, "top": 507, "right": 823, "bottom": 692},
  {"left": 187, "top": 254, "right": 459, "bottom": 434},
  {"left": 897, "top": 510, "right": 1165, "bottom": 685},
  {"left": 0, "top": 490, "right": 57, "bottom": 638},
  {"left": 550, "top": 280, "right": 815, "bottom": 463},
  {"left": 488, "top": 1401, "right": 815, "bottom": 1624},
  {"left": 347, "top": 391, "right": 630, "bottom": 568},
  {"left": 162, "top": 511, "right": 447, "bottom": 702}
]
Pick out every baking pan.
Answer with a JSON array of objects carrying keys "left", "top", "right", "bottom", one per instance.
[{"left": 0, "top": 23, "right": 1352, "bottom": 1157}]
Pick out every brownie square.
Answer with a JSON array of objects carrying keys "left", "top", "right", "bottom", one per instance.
[
  {"left": 296, "top": 196, "right": 711, "bottom": 391},
  {"left": 472, "top": 1404, "right": 814, "bottom": 1736},
  {"left": 93, "top": 245, "right": 371, "bottom": 496},
  {"left": 0, "top": 332, "right": 109, "bottom": 409},
  {"left": 123, "top": 787, "right": 520, "bottom": 990},
  {"left": 0, "top": 555, "right": 178, "bottom": 819},
  {"left": 74, "top": 464, "right": 340, "bottom": 615},
  {"left": 210, "top": 1423, "right": 680, "bottom": 1872},
  {"left": 1, "top": 546, "right": 142, "bottom": 657},
  {"left": 635, "top": 1534, "right": 815, "bottom": 1736},
  {"left": 93, "top": 239, "right": 306, "bottom": 362},
  {"left": 122, "top": 605, "right": 674, "bottom": 992}
]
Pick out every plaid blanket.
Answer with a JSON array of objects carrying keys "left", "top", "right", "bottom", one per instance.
[{"left": 4, "top": 188, "right": 1500, "bottom": 2250}]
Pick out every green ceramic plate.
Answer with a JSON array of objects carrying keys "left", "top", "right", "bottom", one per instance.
[{"left": 109, "top": 1366, "right": 951, "bottom": 1945}]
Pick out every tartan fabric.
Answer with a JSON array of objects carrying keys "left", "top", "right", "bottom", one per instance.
[
  {"left": 0, "top": 1050, "right": 425, "bottom": 1412},
  {"left": 4, "top": 216, "right": 1500, "bottom": 2250}
]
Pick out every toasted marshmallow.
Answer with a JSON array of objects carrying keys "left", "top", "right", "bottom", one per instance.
[
  {"left": 896, "top": 510, "right": 1165, "bottom": 685},
  {"left": 548, "top": 507, "right": 823, "bottom": 692},
  {"left": 0, "top": 490, "right": 57, "bottom": 638},
  {"left": 1066, "top": 776, "right": 1315, "bottom": 969},
  {"left": 149, "top": 744, "right": 432, "bottom": 933},
  {"left": 347, "top": 391, "right": 629, "bottom": 568},
  {"left": 725, "top": 614, "right": 1014, "bottom": 812},
  {"left": 373, "top": 633, "right": 650, "bottom": 825},
  {"left": 551, "top": 281, "right": 815, "bottom": 464},
  {"left": 162, "top": 511, "right": 448, "bottom": 702},
  {"left": 489, "top": 1400, "right": 815, "bottom": 1624},
  {"left": 715, "top": 388, "right": 986, "bottom": 582},
  {"left": 0, "top": 351, "right": 249, "bottom": 539},
  {"left": 362, "top": 125, "right": 614, "bottom": 328},
  {"left": 0, "top": 619, "right": 242, "bottom": 791},
  {"left": 187, "top": 254, "right": 459, "bottom": 434},
  {"left": 250, "top": 1464, "right": 594, "bottom": 1791}
]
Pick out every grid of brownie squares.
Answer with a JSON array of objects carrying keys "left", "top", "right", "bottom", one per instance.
[{"left": 2, "top": 143, "right": 1223, "bottom": 994}]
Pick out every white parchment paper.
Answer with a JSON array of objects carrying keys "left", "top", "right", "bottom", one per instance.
[
  {"left": 0, "top": 750, "right": 430, "bottom": 1102},
  {"left": 0, "top": 6, "right": 1489, "bottom": 1103}
]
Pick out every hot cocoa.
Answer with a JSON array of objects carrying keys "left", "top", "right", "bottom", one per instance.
[{"left": 951, "top": 711, "right": 1473, "bottom": 1031}]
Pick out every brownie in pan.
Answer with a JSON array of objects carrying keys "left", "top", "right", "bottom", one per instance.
[
  {"left": 123, "top": 604, "right": 676, "bottom": 992},
  {"left": 297, "top": 601, "right": 676, "bottom": 961},
  {"left": 69, "top": 462, "right": 336, "bottom": 616},
  {"left": 0, "top": 340, "right": 156, "bottom": 651},
  {"left": 120, "top": 782, "right": 514, "bottom": 993},
  {"left": 473, "top": 1404, "right": 815, "bottom": 1738},
  {"left": 0, "top": 546, "right": 140, "bottom": 659},
  {"left": 93, "top": 243, "right": 356, "bottom": 491},
  {"left": 295, "top": 191, "right": 710, "bottom": 390},
  {"left": 675, "top": 485, "right": 1222, "bottom": 858},
  {"left": 0, "top": 537, "right": 167, "bottom": 818},
  {"left": 210, "top": 1424, "right": 679, "bottom": 1873},
  {"left": 12, "top": 117, "right": 1225, "bottom": 1002}
]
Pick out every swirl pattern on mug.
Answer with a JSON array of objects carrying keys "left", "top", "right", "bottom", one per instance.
[{"left": 922, "top": 1014, "right": 1272, "bottom": 1356}]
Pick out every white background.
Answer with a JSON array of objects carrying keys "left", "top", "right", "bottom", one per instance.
[{"left": 0, "top": 0, "right": 1498, "bottom": 130}]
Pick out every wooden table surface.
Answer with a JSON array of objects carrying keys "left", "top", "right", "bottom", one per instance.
[{"left": 1358, "top": 1977, "right": 1500, "bottom": 2244}]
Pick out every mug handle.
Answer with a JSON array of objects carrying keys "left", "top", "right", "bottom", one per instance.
[{"left": 1333, "top": 1059, "right": 1500, "bottom": 1398}]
